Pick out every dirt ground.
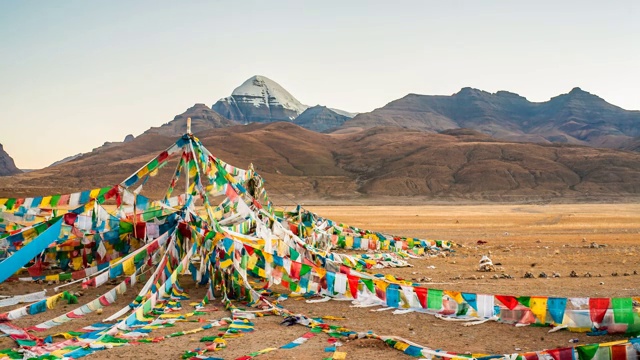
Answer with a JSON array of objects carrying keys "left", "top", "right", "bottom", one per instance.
[{"left": 1, "top": 203, "right": 639, "bottom": 359}]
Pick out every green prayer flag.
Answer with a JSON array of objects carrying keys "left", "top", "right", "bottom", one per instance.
[
  {"left": 300, "top": 264, "right": 311, "bottom": 277},
  {"left": 576, "top": 343, "right": 599, "bottom": 360},
  {"left": 427, "top": 289, "right": 443, "bottom": 310},
  {"left": 50, "top": 194, "right": 61, "bottom": 208},
  {"left": 361, "top": 278, "right": 374, "bottom": 293},
  {"left": 612, "top": 297, "right": 634, "bottom": 324},
  {"left": 4, "top": 198, "right": 15, "bottom": 210},
  {"left": 119, "top": 220, "right": 134, "bottom": 235},
  {"left": 517, "top": 296, "right": 531, "bottom": 308}
]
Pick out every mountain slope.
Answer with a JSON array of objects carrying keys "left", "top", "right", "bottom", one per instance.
[
  {"left": 1, "top": 124, "right": 639, "bottom": 202},
  {"left": 341, "top": 87, "right": 640, "bottom": 150},
  {"left": 146, "top": 103, "right": 239, "bottom": 137},
  {"left": 294, "top": 106, "right": 350, "bottom": 132},
  {"left": 0, "top": 144, "right": 20, "bottom": 176}
]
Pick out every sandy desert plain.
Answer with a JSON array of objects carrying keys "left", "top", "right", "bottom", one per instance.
[{"left": 1, "top": 203, "right": 639, "bottom": 359}]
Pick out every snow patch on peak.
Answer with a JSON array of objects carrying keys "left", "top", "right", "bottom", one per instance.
[{"left": 231, "top": 75, "right": 308, "bottom": 113}]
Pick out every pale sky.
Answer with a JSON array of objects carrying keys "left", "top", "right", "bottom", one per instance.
[{"left": 1, "top": 0, "right": 638, "bottom": 169}]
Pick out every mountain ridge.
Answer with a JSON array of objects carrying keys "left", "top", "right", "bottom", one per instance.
[
  {"left": 340, "top": 87, "right": 640, "bottom": 150},
  {"left": 1, "top": 123, "right": 638, "bottom": 203}
]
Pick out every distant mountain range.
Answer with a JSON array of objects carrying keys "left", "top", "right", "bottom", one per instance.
[
  {"left": 3, "top": 75, "right": 640, "bottom": 201},
  {"left": 122, "top": 75, "right": 640, "bottom": 151},
  {"left": 2, "top": 123, "right": 639, "bottom": 202},
  {"left": 340, "top": 87, "right": 640, "bottom": 150},
  {"left": 207, "top": 76, "right": 639, "bottom": 151}
]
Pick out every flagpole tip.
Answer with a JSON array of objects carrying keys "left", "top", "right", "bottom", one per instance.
[{"left": 187, "top": 117, "right": 192, "bottom": 135}]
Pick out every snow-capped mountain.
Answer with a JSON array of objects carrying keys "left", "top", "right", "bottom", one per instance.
[
  {"left": 212, "top": 75, "right": 307, "bottom": 123},
  {"left": 212, "top": 75, "right": 355, "bottom": 125}
]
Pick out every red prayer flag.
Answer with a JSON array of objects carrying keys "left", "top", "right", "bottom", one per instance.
[
  {"left": 27, "top": 261, "right": 43, "bottom": 277},
  {"left": 63, "top": 213, "right": 78, "bottom": 226},
  {"left": 496, "top": 295, "right": 519, "bottom": 310},
  {"left": 347, "top": 275, "right": 359, "bottom": 299},
  {"left": 589, "top": 298, "right": 610, "bottom": 324},
  {"left": 225, "top": 185, "right": 238, "bottom": 201},
  {"left": 547, "top": 347, "right": 574, "bottom": 360},
  {"left": 611, "top": 344, "right": 630, "bottom": 360},
  {"left": 290, "top": 261, "right": 301, "bottom": 280},
  {"left": 339, "top": 265, "right": 351, "bottom": 275},
  {"left": 414, "top": 287, "right": 427, "bottom": 308}
]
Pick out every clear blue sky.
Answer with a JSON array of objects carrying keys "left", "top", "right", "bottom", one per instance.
[{"left": 1, "top": 0, "right": 638, "bottom": 169}]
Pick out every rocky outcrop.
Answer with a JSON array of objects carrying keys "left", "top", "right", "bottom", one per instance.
[
  {"left": 294, "top": 106, "right": 349, "bottom": 132},
  {"left": 0, "top": 144, "right": 21, "bottom": 176}
]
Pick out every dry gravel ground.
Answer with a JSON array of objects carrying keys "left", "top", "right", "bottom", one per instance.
[{"left": 1, "top": 203, "right": 639, "bottom": 359}]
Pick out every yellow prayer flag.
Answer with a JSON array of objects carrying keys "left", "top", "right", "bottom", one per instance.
[
  {"left": 444, "top": 290, "right": 464, "bottom": 304},
  {"left": 333, "top": 352, "right": 347, "bottom": 360},
  {"left": 247, "top": 255, "right": 258, "bottom": 270},
  {"left": 375, "top": 279, "right": 389, "bottom": 292},
  {"left": 46, "top": 293, "right": 65, "bottom": 309},
  {"left": 71, "top": 257, "right": 83, "bottom": 271},
  {"left": 89, "top": 188, "right": 101, "bottom": 199},
  {"left": 123, "top": 258, "right": 135, "bottom": 276},
  {"left": 530, "top": 297, "right": 548, "bottom": 324},
  {"left": 345, "top": 236, "right": 354, "bottom": 248},
  {"left": 40, "top": 196, "right": 51, "bottom": 207},
  {"left": 137, "top": 167, "right": 150, "bottom": 178},
  {"left": 219, "top": 258, "right": 233, "bottom": 269}
]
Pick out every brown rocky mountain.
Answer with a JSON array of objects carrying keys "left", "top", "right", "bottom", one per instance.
[
  {"left": 293, "top": 105, "right": 350, "bottom": 132},
  {"left": 1, "top": 123, "right": 639, "bottom": 203},
  {"left": 0, "top": 144, "right": 21, "bottom": 176},
  {"left": 145, "top": 103, "right": 239, "bottom": 137},
  {"left": 340, "top": 87, "right": 640, "bottom": 151}
]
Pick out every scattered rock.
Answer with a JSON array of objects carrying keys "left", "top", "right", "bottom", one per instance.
[
  {"left": 612, "top": 272, "right": 618, "bottom": 277},
  {"left": 584, "top": 272, "right": 592, "bottom": 277},
  {"left": 538, "top": 272, "right": 548, "bottom": 278},
  {"left": 524, "top": 272, "right": 535, "bottom": 279},
  {"left": 552, "top": 272, "right": 561, "bottom": 278},
  {"left": 478, "top": 255, "right": 495, "bottom": 272},
  {"left": 623, "top": 272, "right": 630, "bottom": 276},
  {"left": 570, "top": 270, "right": 578, "bottom": 278}
]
